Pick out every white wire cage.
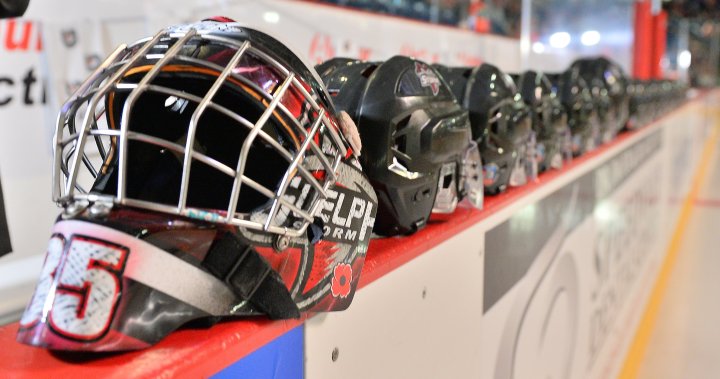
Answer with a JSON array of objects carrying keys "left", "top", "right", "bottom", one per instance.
[{"left": 54, "top": 25, "right": 351, "bottom": 238}]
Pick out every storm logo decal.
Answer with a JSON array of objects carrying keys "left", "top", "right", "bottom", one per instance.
[{"left": 317, "top": 187, "right": 375, "bottom": 243}]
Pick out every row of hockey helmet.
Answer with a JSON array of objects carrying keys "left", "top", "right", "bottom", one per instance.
[
  {"left": 627, "top": 79, "right": 688, "bottom": 128},
  {"left": 317, "top": 56, "right": 483, "bottom": 236},
  {"left": 16, "top": 18, "right": 688, "bottom": 353}
]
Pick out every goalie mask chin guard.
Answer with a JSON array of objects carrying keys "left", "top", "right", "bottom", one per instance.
[
  {"left": 318, "top": 56, "right": 482, "bottom": 237},
  {"left": 18, "top": 18, "right": 378, "bottom": 352}
]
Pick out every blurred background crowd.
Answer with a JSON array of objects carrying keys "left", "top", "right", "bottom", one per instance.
[
  {"left": 664, "top": 0, "right": 720, "bottom": 86},
  {"left": 311, "top": 0, "right": 720, "bottom": 86},
  {"left": 314, "top": 0, "right": 522, "bottom": 37}
]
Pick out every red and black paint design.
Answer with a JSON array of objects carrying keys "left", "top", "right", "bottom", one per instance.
[
  {"left": 238, "top": 158, "right": 377, "bottom": 315},
  {"left": 17, "top": 175, "right": 376, "bottom": 350}
]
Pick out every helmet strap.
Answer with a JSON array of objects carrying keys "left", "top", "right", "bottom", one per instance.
[{"left": 202, "top": 231, "right": 300, "bottom": 319}]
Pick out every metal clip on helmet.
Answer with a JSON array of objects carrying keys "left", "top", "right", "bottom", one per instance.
[
  {"left": 435, "top": 64, "right": 533, "bottom": 195},
  {"left": 18, "top": 18, "right": 378, "bottom": 352},
  {"left": 512, "top": 71, "right": 570, "bottom": 172},
  {"left": 317, "top": 56, "right": 482, "bottom": 237},
  {"left": 546, "top": 70, "right": 599, "bottom": 157}
]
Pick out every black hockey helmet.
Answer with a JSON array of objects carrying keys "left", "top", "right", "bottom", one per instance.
[
  {"left": 319, "top": 56, "right": 481, "bottom": 236},
  {"left": 569, "top": 57, "right": 629, "bottom": 141},
  {"left": 512, "top": 70, "right": 570, "bottom": 172},
  {"left": 435, "top": 64, "right": 532, "bottom": 195},
  {"left": 547, "top": 70, "right": 599, "bottom": 156}
]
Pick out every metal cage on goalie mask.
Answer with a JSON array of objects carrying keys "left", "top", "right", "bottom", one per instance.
[{"left": 54, "top": 22, "right": 350, "bottom": 239}]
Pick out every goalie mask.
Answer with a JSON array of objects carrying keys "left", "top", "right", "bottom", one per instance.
[
  {"left": 18, "top": 18, "right": 377, "bottom": 351},
  {"left": 318, "top": 56, "right": 482, "bottom": 237}
]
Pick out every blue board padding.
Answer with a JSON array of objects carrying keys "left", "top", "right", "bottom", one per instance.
[{"left": 212, "top": 325, "right": 304, "bottom": 379}]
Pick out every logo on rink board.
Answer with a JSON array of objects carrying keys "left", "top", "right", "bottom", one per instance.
[{"left": 485, "top": 131, "right": 664, "bottom": 379}]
